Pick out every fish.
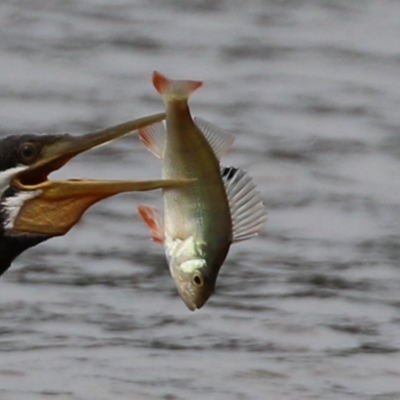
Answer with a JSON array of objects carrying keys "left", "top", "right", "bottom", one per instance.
[{"left": 137, "top": 71, "right": 266, "bottom": 310}]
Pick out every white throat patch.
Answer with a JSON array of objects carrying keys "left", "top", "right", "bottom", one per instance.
[
  {"left": 0, "top": 166, "right": 28, "bottom": 195},
  {"left": 2, "top": 189, "right": 42, "bottom": 231}
]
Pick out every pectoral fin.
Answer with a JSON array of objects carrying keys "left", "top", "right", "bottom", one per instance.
[
  {"left": 221, "top": 167, "right": 267, "bottom": 242},
  {"left": 137, "top": 205, "right": 164, "bottom": 244}
]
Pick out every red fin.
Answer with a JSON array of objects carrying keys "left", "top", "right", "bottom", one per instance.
[
  {"left": 152, "top": 71, "right": 203, "bottom": 98},
  {"left": 137, "top": 205, "right": 164, "bottom": 244},
  {"left": 138, "top": 122, "right": 166, "bottom": 159}
]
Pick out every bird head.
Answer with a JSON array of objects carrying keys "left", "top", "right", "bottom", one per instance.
[{"left": 0, "top": 113, "right": 165, "bottom": 274}]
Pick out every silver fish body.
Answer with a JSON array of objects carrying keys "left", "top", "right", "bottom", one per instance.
[
  {"left": 162, "top": 103, "right": 232, "bottom": 309},
  {"left": 138, "top": 71, "right": 266, "bottom": 310}
]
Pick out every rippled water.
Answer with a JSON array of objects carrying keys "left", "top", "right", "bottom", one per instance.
[{"left": 1, "top": 1, "right": 400, "bottom": 399}]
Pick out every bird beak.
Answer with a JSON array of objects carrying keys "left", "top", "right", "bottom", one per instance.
[
  {"left": 9, "top": 112, "right": 185, "bottom": 236},
  {"left": 15, "top": 112, "right": 166, "bottom": 184}
]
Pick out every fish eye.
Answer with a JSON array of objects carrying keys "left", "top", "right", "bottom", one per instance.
[
  {"left": 192, "top": 273, "right": 204, "bottom": 287},
  {"left": 18, "top": 142, "right": 39, "bottom": 164}
]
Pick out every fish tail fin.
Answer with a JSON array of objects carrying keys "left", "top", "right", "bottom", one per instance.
[{"left": 152, "top": 71, "right": 203, "bottom": 101}]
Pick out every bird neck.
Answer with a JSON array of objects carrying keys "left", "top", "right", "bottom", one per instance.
[
  {"left": 0, "top": 234, "right": 49, "bottom": 276},
  {"left": 0, "top": 184, "right": 52, "bottom": 276}
]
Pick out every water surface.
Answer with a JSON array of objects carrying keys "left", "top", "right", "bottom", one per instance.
[{"left": 1, "top": 1, "right": 400, "bottom": 399}]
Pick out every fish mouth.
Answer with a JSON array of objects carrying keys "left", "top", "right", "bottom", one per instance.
[
  {"left": 178, "top": 284, "right": 211, "bottom": 311},
  {"left": 10, "top": 113, "right": 168, "bottom": 236},
  {"left": 181, "top": 295, "right": 209, "bottom": 311},
  {"left": 182, "top": 299, "right": 197, "bottom": 311}
]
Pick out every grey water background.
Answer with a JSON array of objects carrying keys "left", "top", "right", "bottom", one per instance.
[{"left": 0, "top": 0, "right": 400, "bottom": 399}]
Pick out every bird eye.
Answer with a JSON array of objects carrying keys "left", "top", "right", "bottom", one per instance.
[
  {"left": 192, "top": 273, "right": 204, "bottom": 287},
  {"left": 18, "top": 142, "right": 38, "bottom": 164}
]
